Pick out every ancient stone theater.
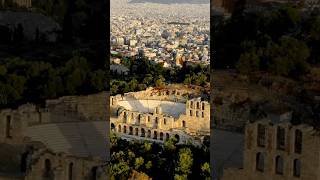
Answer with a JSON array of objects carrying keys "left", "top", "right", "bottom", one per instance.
[
  {"left": 110, "top": 86, "right": 210, "bottom": 145},
  {"left": 0, "top": 92, "right": 109, "bottom": 180}
]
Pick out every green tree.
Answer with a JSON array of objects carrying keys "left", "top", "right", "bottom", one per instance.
[
  {"left": 183, "top": 74, "right": 192, "bottom": 85},
  {"left": 155, "top": 75, "right": 165, "bottom": 88},
  {"left": 201, "top": 162, "right": 210, "bottom": 180},
  {"left": 134, "top": 157, "right": 144, "bottom": 170},
  {"left": 175, "top": 148, "right": 193, "bottom": 178},
  {"left": 236, "top": 51, "right": 260, "bottom": 74},
  {"left": 145, "top": 161, "right": 152, "bottom": 169}
]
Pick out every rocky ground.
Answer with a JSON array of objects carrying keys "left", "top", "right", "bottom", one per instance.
[{"left": 212, "top": 69, "right": 320, "bottom": 132}]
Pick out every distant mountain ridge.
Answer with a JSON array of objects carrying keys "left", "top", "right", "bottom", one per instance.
[{"left": 128, "top": 0, "right": 209, "bottom": 4}]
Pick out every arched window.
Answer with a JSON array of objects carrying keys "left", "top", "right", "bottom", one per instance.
[
  {"left": 111, "top": 123, "right": 115, "bottom": 132},
  {"left": 295, "top": 130, "right": 302, "bottom": 154},
  {"left": 190, "top": 101, "right": 193, "bottom": 108},
  {"left": 175, "top": 134, "right": 180, "bottom": 143},
  {"left": 21, "top": 151, "right": 29, "bottom": 173},
  {"left": 118, "top": 125, "right": 121, "bottom": 133},
  {"left": 277, "top": 127, "right": 285, "bottom": 150},
  {"left": 155, "top": 117, "right": 158, "bottom": 124},
  {"left": 43, "top": 159, "right": 52, "bottom": 178},
  {"left": 68, "top": 163, "right": 73, "bottom": 180},
  {"left": 135, "top": 128, "right": 139, "bottom": 136},
  {"left": 182, "top": 121, "right": 186, "bottom": 128},
  {"left": 163, "top": 118, "right": 167, "bottom": 125},
  {"left": 197, "top": 102, "right": 200, "bottom": 109},
  {"left": 166, "top": 133, "right": 170, "bottom": 140},
  {"left": 91, "top": 166, "right": 97, "bottom": 180},
  {"left": 129, "top": 126, "right": 133, "bottom": 135},
  {"left": 141, "top": 128, "right": 145, "bottom": 137},
  {"left": 275, "top": 156, "right": 284, "bottom": 174},
  {"left": 257, "top": 124, "right": 266, "bottom": 147},
  {"left": 160, "top": 132, "right": 164, "bottom": 140},
  {"left": 153, "top": 131, "right": 158, "bottom": 139},
  {"left": 196, "top": 111, "right": 199, "bottom": 117},
  {"left": 293, "top": 159, "right": 301, "bottom": 177},
  {"left": 6, "top": 115, "right": 12, "bottom": 138},
  {"left": 190, "top": 110, "right": 193, "bottom": 116},
  {"left": 147, "top": 130, "right": 151, "bottom": 138},
  {"left": 137, "top": 114, "right": 141, "bottom": 124},
  {"left": 256, "top": 152, "right": 264, "bottom": 172},
  {"left": 202, "top": 103, "right": 205, "bottom": 110},
  {"left": 202, "top": 112, "right": 204, "bottom": 118},
  {"left": 123, "top": 126, "right": 127, "bottom": 134}
]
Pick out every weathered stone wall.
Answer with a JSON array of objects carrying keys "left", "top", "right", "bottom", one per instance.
[
  {"left": 25, "top": 151, "right": 106, "bottom": 180},
  {"left": 222, "top": 120, "right": 320, "bottom": 180},
  {"left": 46, "top": 92, "right": 108, "bottom": 122}
]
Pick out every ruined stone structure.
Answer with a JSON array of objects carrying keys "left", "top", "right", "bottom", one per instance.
[
  {"left": 222, "top": 119, "right": 320, "bottom": 180},
  {"left": 1, "top": 0, "right": 32, "bottom": 8},
  {"left": 110, "top": 87, "right": 210, "bottom": 145},
  {"left": 0, "top": 92, "right": 109, "bottom": 180}
]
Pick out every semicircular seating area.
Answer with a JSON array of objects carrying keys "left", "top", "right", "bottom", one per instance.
[
  {"left": 23, "top": 121, "right": 108, "bottom": 159},
  {"left": 117, "top": 100, "right": 186, "bottom": 118}
]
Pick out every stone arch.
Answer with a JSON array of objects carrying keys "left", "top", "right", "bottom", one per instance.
[
  {"left": 91, "top": 166, "right": 97, "bottom": 180},
  {"left": 153, "top": 131, "right": 158, "bottom": 139},
  {"left": 275, "top": 156, "right": 284, "bottom": 174},
  {"left": 118, "top": 125, "right": 121, "bottom": 133},
  {"left": 294, "top": 129, "right": 302, "bottom": 153},
  {"left": 6, "top": 115, "right": 12, "bottom": 138},
  {"left": 135, "top": 127, "right": 139, "bottom": 136},
  {"left": 197, "top": 102, "right": 200, "bottom": 109},
  {"left": 43, "top": 158, "right": 53, "bottom": 178},
  {"left": 129, "top": 126, "right": 133, "bottom": 135},
  {"left": 68, "top": 162, "right": 74, "bottom": 180},
  {"left": 123, "top": 126, "right": 127, "bottom": 134},
  {"left": 111, "top": 123, "right": 115, "bottom": 132},
  {"left": 182, "top": 121, "right": 186, "bottom": 127},
  {"left": 137, "top": 114, "right": 141, "bottom": 123},
  {"left": 147, "top": 130, "right": 151, "bottom": 138},
  {"left": 155, "top": 117, "right": 158, "bottom": 124},
  {"left": 21, "top": 151, "right": 30, "bottom": 173},
  {"left": 256, "top": 152, "right": 264, "bottom": 172},
  {"left": 166, "top": 133, "right": 170, "bottom": 140},
  {"left": 174, "top": 134, "right": 180, "bottom": 143},
  {"left": 276, "top": 127, "right": 285, "bottom": 150},
  {"left": 141, "top": 128, "right": 145, "bottom": 137},
  {"left": 160, "top": 132, "right": 164, "bottom": 140},
  {"left": 293, "top": 159, "right": 301, "bottom": 177}
]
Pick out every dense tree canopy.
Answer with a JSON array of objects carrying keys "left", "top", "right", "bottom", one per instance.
[
  {"left": 0, "top": 54, "right": 108, "bottom": 108},
  {"left": 214, "top": 6, "right": 320, "bottom": 78},
  {"left": 109, "top": 133, "right": 210, "bottom": 180},
  {"left": 110, "top": 56, "right": 210, "bottom": 95}
]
